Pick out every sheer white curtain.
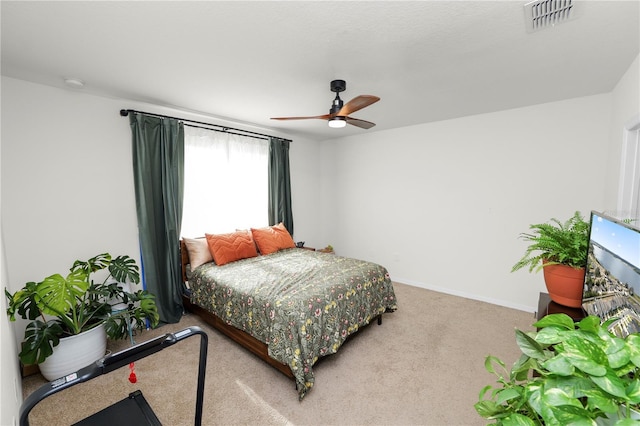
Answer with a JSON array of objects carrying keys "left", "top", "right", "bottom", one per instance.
[{"left": 180, "top": 127, "right": 269, "bottom": 237}]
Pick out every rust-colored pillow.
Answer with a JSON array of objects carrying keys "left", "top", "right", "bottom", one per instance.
[
  {"left": 250, "top": 223, "right": 295, "bottom": 255},
  {"left": 205, "top": 230, "right": 258, "bottom": 266}
]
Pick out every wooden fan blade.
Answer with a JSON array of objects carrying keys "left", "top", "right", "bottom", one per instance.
[
  {"left": 271, "top": 114, "right": 331, "bottom": 121},
  {"left": 338, "top": 95, "right": 380, "bottom": 116},
  {"left": 346, "top": 116, "right": 376, "bottom": 129}
]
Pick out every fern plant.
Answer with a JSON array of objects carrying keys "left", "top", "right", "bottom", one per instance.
[{"left": 512, "top": 211, "right": 589, "bottom": 273}]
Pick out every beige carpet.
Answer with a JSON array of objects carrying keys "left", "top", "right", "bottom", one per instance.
[{"left": 21, "top": 283, "right": 535, "bottom": 425}]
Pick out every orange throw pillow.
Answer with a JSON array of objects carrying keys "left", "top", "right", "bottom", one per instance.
[
  {"left": 251, "top": 223, "right": 296, "bottom": 255},
  {"left": 205, "top": 230, "right": 258, "bottom": 266}
]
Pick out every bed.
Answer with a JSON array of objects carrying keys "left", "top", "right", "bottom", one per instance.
[{"left": 179, "top": 228, "right": 397, "bottom": 400}]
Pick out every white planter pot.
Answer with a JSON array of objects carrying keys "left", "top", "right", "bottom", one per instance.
[{"left": 38, "top": 324, "right": 107, "bottom": 381}]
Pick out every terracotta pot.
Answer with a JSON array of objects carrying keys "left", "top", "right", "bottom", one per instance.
[{"left": 542, "top": 262, "right": 586, "bottom": 308}]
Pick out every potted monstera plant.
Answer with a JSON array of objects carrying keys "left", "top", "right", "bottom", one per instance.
[
  {"left": 475, "top": 313, "right": 640, "bottom": 425},
  {"left": 512, "top": 211, "right": 590, "bottom": 308},
  {"left": 5, "top": 253, "right": 159, "bottom": 380}
]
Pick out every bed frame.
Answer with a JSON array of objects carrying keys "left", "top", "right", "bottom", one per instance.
[
  {"left": 180, "top": 239, "right": 294, "bottom": 379},
  {"left": 179, "top": 239, "right": 383, "bottom": 380}
]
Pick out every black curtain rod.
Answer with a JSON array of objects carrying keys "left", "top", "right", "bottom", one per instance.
[{"left": 120, "top": 109, "right": 292, "bottom": 143}]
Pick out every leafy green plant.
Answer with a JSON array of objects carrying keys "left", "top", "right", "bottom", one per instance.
[
  {"left": 475, "top": 313, "right": 640, "bottom": 425},
  {"left": 512, "top": 211, "right": 590, "bottom": 273},
  {"left": 5, "top": 253, "right": 159, "bottom": 365}
]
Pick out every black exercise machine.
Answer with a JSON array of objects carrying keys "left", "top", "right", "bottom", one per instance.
[{"left": 19, "top": 326, "right": 208, "bottom": 426}]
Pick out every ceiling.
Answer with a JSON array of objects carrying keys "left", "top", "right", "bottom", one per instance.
[{"left": 2, "top": 1, "right": 639, "bottom": 141}]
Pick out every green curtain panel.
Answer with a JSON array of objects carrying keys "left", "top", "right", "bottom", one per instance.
[
  {"left": 268, "top": 138, "right": 294, "bottom": 235},
  {"left": 129, "top": 113, "right": 185, "bottom": 324}
]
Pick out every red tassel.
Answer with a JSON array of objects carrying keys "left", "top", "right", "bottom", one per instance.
[{"left": 128, "top": 362, "right": 137, "bottom": 383}]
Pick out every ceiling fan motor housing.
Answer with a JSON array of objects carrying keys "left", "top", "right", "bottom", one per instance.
[
  {"left": 330, "top": 79, "right": 346, "bottom": 93},
  {"left": 330, "top": 97, "right": 344, "bottom": 114},
  {"left": 330, "top": 80, "right": 346, "bottom": 114}
]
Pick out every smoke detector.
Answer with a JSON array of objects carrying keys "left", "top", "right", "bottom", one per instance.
[
  {"left": 524, "top": 0, "right": 581, "bottom": 33},
  {"left": 64, "top": 78, "right": 85, "bottom": 89}
]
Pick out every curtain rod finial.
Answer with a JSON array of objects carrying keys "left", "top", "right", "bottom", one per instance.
[{"left": 120, "top": 109, "right": 130, "bottom": 117}]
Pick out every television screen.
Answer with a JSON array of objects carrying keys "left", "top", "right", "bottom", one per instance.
[{"left": 582, "top": 211, "right": 640, "bottom": 337}]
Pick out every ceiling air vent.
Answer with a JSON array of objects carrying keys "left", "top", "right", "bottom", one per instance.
[{"left": 524, "top": 0, "right": 580, "bottom": 33}]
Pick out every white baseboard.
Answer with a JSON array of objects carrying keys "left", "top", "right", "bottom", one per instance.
[{"left": 392, "top": 276, "right": 537, "bottom": 313}]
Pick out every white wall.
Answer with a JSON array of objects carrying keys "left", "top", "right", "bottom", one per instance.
[
  {"left": 1, "top": 238, "right": 21, "bottom": 426},
  {"left": 287, "top": 130, "right": 323, "bottom": 248},
  {"left": 2, "top": 78, "right": 140, "bottom": 292},
  {"left": 604, "top": 54, "right": 640, "bottom": 212},
  {"left": 1, "top": 124, "right": 21, "bottom": 426},
  {"left": 321, "top": 94, "right": 614, "bottom": 312}
]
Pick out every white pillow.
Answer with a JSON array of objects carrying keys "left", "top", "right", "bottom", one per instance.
[{"left": 183, "top": 237, "right": 213, "bottom": 269}]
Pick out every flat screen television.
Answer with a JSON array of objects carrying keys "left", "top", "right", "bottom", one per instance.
[{"left": 582, "top": 211, "right": 640, "bottom": 337}]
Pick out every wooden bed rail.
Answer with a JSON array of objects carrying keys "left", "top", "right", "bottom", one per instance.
[{"left": 179, "top": 238, "right": 294, "bottom": 379}]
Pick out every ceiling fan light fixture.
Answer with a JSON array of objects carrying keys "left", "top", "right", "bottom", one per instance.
[
  {"left": 328, "top": 117, "right": 346, "bottom": 128},
  {"left": 272, "top": 80, "right": 379, "bottom": 130}
]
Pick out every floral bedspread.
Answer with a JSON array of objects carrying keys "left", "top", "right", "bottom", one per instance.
[{"left": 188, "top": 248, "right": 397, "bottom": 399}]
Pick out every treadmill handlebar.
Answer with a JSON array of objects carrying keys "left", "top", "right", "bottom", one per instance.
[{"left": 19, "top": 326, "right": 208, "bottom": 426}]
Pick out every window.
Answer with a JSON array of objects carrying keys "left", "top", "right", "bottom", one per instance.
[{"left": 180, "top": 126, "right": 270, "bottom": 237}]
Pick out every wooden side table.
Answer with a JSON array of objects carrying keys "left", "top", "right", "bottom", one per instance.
[{"left": 536, "top": 292, "right": 585, "bottom": 321}]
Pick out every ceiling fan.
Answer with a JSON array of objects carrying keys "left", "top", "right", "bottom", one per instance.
[{"left": 271, "top": 80, "right": 380, "bottom": 129}]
